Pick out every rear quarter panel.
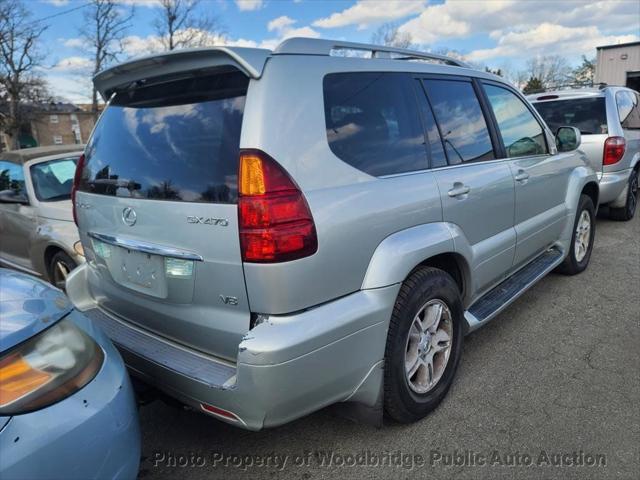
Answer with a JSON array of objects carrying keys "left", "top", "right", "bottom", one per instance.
[
  {"left": 243, "top": 173, "right": 443, "bottom": 314},
  {"left": 605, "top": 88, "right": 639, "bottom": 173},
  {"left": 578, "top": 134, "right": 606, "bottom": 180}
]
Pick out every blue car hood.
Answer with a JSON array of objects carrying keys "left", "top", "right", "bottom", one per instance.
[{"left": 0, "top": 269, "right": 72, "bottom": 352}]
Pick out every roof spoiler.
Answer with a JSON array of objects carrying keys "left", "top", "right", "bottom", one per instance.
[{"left": 93, "top": 47, "right": 271, "bottom": 100}]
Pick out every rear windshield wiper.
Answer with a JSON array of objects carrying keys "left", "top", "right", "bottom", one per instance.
[{"left": 87, "top": 179, "right": 141, "bottom": 191}]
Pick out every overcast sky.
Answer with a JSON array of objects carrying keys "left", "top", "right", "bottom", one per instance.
[{"left": 35, "top": 0, "right": 640, "bottom": 102}]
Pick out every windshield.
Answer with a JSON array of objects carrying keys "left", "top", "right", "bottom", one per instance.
[
  {"left": 30, "top": 156, "right": 79, "bottom": 201},
  {"left": 532, "top": 97, "right": 608, "bottom": 135}
]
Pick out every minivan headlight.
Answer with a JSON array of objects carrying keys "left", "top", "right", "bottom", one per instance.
[{"left": 0, "top": 318, "right": 104, "bottom": 415}]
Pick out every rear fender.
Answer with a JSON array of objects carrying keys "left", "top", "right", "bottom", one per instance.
[
  {"left": 30, "top": 221, "right": 82, "bottom": 280},
  {"left": 560, "top": 167, "right": 599, "bottom": 246},
  {"left": 361, "top": 223, "right": 456, "bottom": 290}
]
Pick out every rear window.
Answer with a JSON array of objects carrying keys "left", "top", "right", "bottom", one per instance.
[
  {"left": 532, "top": 97, "right": 608, "bottom": 135},
  {"left": 79, "top": 71, "right": 248, "bottom": 203},
  {"left": 323, "top": 72, "right": 427, "bottom": 177}
]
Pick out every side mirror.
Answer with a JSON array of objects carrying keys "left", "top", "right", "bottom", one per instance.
[
  {"left": 556, "top": 126, "right": 581, "bottom": 152},
  {"left": 0, "top": 190, "right": 29, "bottom": 205}
]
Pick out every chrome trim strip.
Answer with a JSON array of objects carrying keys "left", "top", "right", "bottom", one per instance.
[{"left": 88, "top": 232, "right": 204, "bottom": 261}]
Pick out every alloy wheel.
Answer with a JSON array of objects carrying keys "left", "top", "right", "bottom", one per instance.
[
  {"left": 52, "top": 260, "right": 70, "bottom": 290},
  {"left": 404, "top": 299, "right": 453, "bottom": 394},
  {"left": 574, "top": 210, "right": 591, "bottom": 262}
]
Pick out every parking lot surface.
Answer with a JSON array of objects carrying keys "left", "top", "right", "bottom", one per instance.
[{"left": 138, "top": 211, "right": 639, "bottom": 480}]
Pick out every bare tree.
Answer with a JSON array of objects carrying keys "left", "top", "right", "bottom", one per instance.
[
  {"left": 571, "top": 55, "right": 596, "bottom": 86},
  {"left": 370, "top": 22, "right": 414, "bottom": 49},
  {"left": 518, "top": 55, "right": 572, "bottom": 89},
  {"left": 81, "top": 0, "right": 134, "bottom": 118},
  {"left": 0, "top": 0, "right": 49, "bottom": 149},
  {"left": 153, "top": 0, "right": 224, "bottom": 51}
]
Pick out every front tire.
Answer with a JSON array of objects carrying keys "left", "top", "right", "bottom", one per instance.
[
  {"left": 609, "top": 168, "right": 638, "bottom": 221},
  {"left": 556, "top": 194, "right": 595, "bottom": 275},
  {"left": 48, "top": 251, "right": 77, "bottom": 291},
  {"left": 384, "top": 267, "right": 464, "bottom": 423}
]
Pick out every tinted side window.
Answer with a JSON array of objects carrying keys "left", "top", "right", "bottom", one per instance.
[
  {"left": 484, "top": 84, "right": 548, "bottom": 157},
  {"left": 423, "top": 79, "right": 495, "bottom": 164},
  {"left": 414, "top": 80, "right": 447, "bottom": 168},
  {"left": 323, "top": 72, "right": 427, "bottom": 176},
  {"left": 616, "top": 91, "right": 640, "bottom": 129},
  {"left": 0, "top": 161, "right": 26, "bottom": 194}
]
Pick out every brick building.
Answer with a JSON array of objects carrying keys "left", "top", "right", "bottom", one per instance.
[{"left": 1, "top": 102, "right": 102, "bottom": 152}]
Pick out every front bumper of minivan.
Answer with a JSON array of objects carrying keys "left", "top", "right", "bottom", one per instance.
[
  {"left": 67, "top": 263, "right": 399, "bottom": 430},
  {"left": 599, "top": 168, "right": 632, "bottom": 206}
]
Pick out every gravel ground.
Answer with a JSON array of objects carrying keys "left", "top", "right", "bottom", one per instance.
[{"left": 138, "top": 210, "right": 639, "bottom": 480}]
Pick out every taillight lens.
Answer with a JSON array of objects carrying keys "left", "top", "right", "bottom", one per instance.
[
  {"left": 71, "top": 153, "right": 85, "bottom": 225},
  {"left": 603, "top": 137, "right": 625, "bottom": 166},
  {"left": 238, "top": 150, "right": 317, "bottom": 263}
]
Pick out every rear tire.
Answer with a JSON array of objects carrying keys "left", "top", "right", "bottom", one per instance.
[
  {"left": 383, "top": 267, "right": 464, "bottom": 423},
  {"left": 556, "top": 194, "right": 595, "bottom": 275},
  {"left": 48, "top": 251, "right": 77, "bottom": 291},
  {"left": 609, "top": 169, "right": 638, "bottom": 221}
]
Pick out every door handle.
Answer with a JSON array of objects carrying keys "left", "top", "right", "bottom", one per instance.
[
  {"left": 448, "top": 183, "right": 471, "bottom": 198},
  {"left": 514, "top": 170, "right": 530, "bottom": 183}
]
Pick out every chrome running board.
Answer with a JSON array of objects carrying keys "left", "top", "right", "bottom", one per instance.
[{"left": 465, "top": 247, "right": 564, "bottom": 332}]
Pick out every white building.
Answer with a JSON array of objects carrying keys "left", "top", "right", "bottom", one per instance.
[{"left": 595, "top": 41, "right": 640, "bottom": 91}]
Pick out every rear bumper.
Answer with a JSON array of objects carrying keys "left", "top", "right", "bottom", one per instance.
[
  {"left": 0, "top": 310, "right": 140, "bottom": 480},
  {"left": 67, "top": 263, "right": 399, "bottom": 430},
  {"left": 599, "top": 168, "right": 631, "bottom": 206}
]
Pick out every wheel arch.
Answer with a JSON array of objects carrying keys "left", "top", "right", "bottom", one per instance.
[
  {"left": 361, "top": 223, "right": 471, "bottom": 299},
  {"left": 581, "top": 181, "right": 599, "bottom": 210},
  {"left": 43, "top": 244, "right": 74, "bottom": 281},
  {"left": 413, "top": 252, "right": 468, "bottom": 298}
]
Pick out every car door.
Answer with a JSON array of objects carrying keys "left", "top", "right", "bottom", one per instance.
[
  {"left": 481, "top": 82, "right": 571, "bottom": 268},
  {"left": 0, "top": 161, "right": 37, "bottom": 271},
  {"left": 419, "top": 77, "right": 516, "bottom": 296}
]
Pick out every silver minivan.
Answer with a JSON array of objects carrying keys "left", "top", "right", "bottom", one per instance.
[
  {"left": 529, "top": 86, "right": 640, "bottom": 220},
  {"left": 67, "top": 38, "right": 598, "bottom": 430}
]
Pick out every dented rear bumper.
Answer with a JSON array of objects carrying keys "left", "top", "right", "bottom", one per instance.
[{"left": 67, "top": 263, "right": 399, "bottom": 430}]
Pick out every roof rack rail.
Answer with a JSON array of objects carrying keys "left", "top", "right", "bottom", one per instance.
[
  {"left": 526, "top": 82, "right": 608, "bottom": 95},
  {"left": 273, "top": 37, "right": 469, "bottom": 68}
]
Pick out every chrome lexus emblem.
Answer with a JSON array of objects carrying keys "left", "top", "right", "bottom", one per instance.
[{"left": 122, "top": 207, "right": 137, "bottom": 226}]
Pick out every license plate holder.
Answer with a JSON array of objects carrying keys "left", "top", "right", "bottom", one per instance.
[{"left": 108, "top": 246, "right": 168, "bottom": 298}]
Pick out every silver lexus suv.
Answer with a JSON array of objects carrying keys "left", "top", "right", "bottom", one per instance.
[
  {"left": 529, "top": 86, "right": 640, "bottom": 221},
  {"left": 67, "top": 38, "right": 599, "bottom": 430}
]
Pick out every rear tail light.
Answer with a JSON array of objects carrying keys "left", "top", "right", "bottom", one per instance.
[
  {"left": 603, "top": 137, "right": 625, "bottom": 165},
  {"left": 238, "top": 150, "right": 317, "bottom": 263},
  {"left": 71, "top": 153, "right": 85, "bottom": 226}
]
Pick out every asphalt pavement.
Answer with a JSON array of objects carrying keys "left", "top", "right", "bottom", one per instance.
[{"left": 138, "top": 209, "right": 639, "bottom": 480}]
